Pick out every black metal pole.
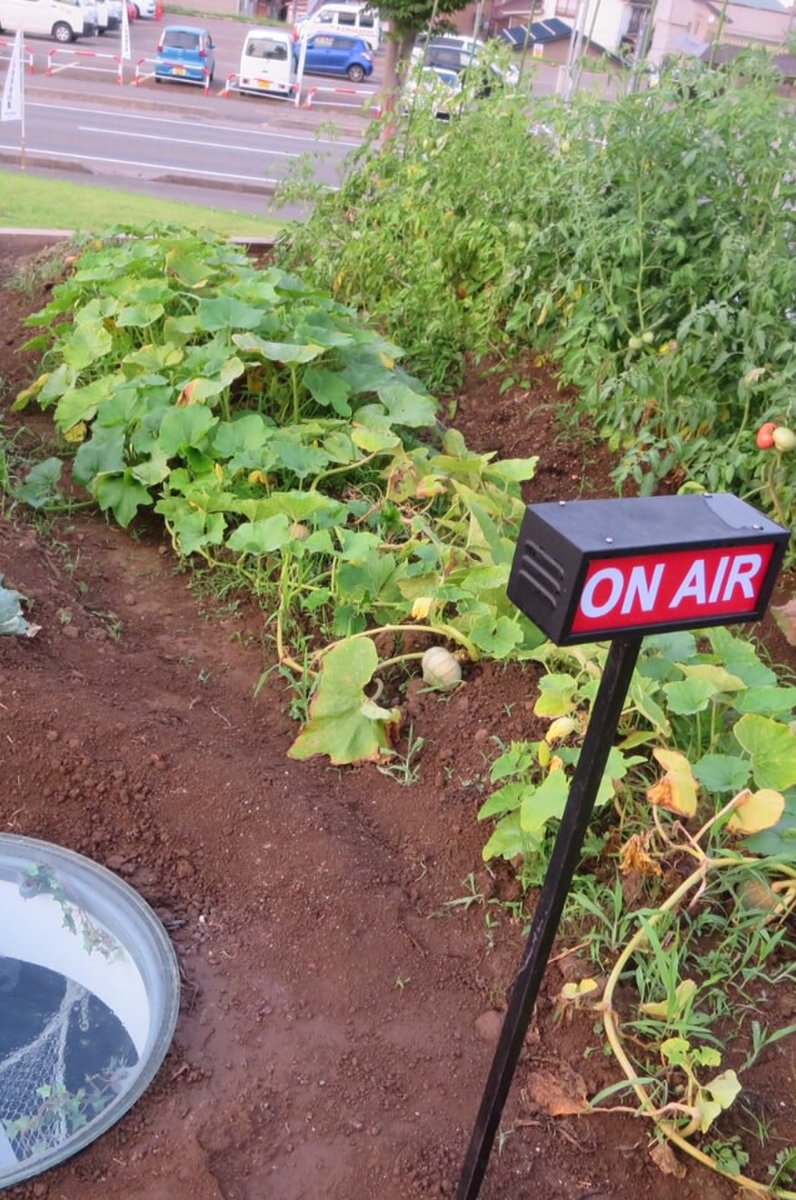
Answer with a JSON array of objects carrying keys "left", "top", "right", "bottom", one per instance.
[{"left": 455, "top": 634, "right": 643, "bottom": 1200}]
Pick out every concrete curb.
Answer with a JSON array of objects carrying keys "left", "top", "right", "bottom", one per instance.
[{"left": 0, "top": 227, "right": 278, "bottom": 251}]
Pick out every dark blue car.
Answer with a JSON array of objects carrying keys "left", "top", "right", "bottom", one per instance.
[{"left": 301, "top": 33, "right": 373, "bottom": 82}]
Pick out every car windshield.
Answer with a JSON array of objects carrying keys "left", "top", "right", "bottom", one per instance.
[{"left": 165, "top": 31, "right": 201, "bottom": 49}]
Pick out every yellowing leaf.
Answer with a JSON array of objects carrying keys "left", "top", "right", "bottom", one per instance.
[
  {"left": 696, "top": 1098, "right": 723, "bottom": 1133},
  {"left": 545, "top": 716, "right": 578, "bottom": 744},
  {"left": 560, "top": 978, "right": 599, "bottom": 1001},
  {"left": 640, "top": 979, "right": 697, "bottom": 1021},
  {"left": 64, "top": 421, "right": 87, "bottom": 445},
  {"left": 705, "top": 1070, "right": 741, "bottom": 1111},
  {"left": 727, "top": 789, "right": 784, "bottom": 834},
  {"left": 647, "top": 748, "right": 698, "bottom": 818},
  {"left": 13, "top": 373, "right": 49, "bottom": 412}
]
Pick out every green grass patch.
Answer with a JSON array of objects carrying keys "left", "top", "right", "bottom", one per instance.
[{"left": 0, "top": 172, "right": 281, "bottom": 239}]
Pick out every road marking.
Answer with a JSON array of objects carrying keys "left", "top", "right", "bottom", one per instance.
[
  {"left": 79, "top": 125, "right": 301, "bottom": 157},
  {"left": 28, "top": 102, "right": 363, "bottom": 148},
  {"left": 0, "top": 144, "right": 281, "bottom": 185}
]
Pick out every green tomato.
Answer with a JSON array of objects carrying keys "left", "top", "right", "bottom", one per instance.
[
  {"left": 773, "top": 426, "right": 796, "bottom": 452},
  {"left": 628, "top": 336, "right": 643, "bottom": 351},
  {"left": 642, "top": 331, "right": 655, "bottom": 345}
]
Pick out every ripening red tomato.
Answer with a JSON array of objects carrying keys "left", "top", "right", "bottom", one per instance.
[{"left": 757, "top": 422, "right": 777, "bottom": 450}]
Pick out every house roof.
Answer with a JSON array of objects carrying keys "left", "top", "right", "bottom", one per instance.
[
  {"left": 696, "top": 42, "right": 796, "bottom": 80},
  {"left": 498, "top": 17, "right": 571, "bottom": 45}
]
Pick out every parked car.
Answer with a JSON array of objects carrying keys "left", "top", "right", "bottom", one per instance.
[
  {"left": 301, "top": 32, "right": 372, "bottom": 82},
  {"left": 238, "top": 27, "right": 297, "bottom": 98},
  {"left": 411, "top": 34, "right": 520, "bottom": 88},
  {"left": 294, "top": 2, "right": 381, "bottom": 51},
  {"left": 402, "top": 65, "right": 462, "bottom": 119},
  {"left": 0, "top": 0, "right": 97, "bottom": 40},
  {"left": 155, "top": 25, "right": 215, "bottom": 85},
  {"left": 132, "top": 0, "right": 155, "bottom": 15}
]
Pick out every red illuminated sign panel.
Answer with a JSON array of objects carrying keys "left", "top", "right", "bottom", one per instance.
[
  {"left": 507, "top": 495, "right": 790, "bottom": 646},
  {"left": 571, "top": 542, "right": 777, "bottom": 635}
]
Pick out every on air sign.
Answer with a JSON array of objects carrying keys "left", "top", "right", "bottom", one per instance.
[{"left": 508, "top": 494, "right": 789, "bottom": 646}]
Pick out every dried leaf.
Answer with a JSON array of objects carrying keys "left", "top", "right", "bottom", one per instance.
[
  {"left": 727, "top": 789, "right": 785, "bottom": 834},
  {"left": 649, "top": 1141, "right": 686, "bottom": 1178},
  {"left": 619, "top": 833, "right": 662, "bottom": 879},
  {"left": 524, "top": 1066, "right": 589, "bottom": 1116},
  {"left": 647, "top": 748, "right": 698, "bottom": 817}
]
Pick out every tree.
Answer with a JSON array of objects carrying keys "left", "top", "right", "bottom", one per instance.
[{"left": 377, "top": 0, "right": 471, "bottom": 95}]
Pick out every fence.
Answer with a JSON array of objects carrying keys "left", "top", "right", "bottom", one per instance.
[
  {"left": 0, "top": 38, "right": 34, "bottom": 74},
  {"left": 47, "top": 46, "right": 123, "bottom": 85},
  {"left": 303, "top": 85, "right": 380, "bottom": 115}
]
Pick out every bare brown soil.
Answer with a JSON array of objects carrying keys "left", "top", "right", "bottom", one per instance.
[{"left": 0, "top": 239, "right": 793, "bottom": 1200}]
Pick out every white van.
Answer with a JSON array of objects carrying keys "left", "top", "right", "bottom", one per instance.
[
  {"left": 295, "top": 3, "right": 381, "bottom": 50},
  {"left": 238, "top": 27, "right": 297, "bottom": 97},
  {"left": 0, "top": 0, "right": 96, "bottom": 39}
]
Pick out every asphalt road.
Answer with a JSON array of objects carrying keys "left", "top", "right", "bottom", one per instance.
[{"left": 1, "top": 98, "right": 362, "bottom": 190}]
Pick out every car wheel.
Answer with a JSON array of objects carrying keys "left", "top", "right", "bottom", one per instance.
[
  {"left": 52, "top": 21, "right": 74, "bottom": 42},
  {"left": 347, "top": 64, "right": 364, "bottom": 82}
]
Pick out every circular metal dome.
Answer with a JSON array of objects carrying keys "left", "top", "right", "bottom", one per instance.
[{"left": 0, "top": 834, "right": 180, "bottom": 1188}]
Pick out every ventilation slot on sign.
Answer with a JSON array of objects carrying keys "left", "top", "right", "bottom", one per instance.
[{"left": 515, "top": 541, "right": 564, "bottom": 607}]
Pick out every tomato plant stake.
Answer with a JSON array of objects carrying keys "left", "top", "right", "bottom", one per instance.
[{"left": 455, "top": 633, "right": 642, "bottom": 1200}]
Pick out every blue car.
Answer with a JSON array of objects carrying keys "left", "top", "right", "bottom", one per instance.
[
  {"left": 302, "top": 33, "right": 373, "bottom": 82},
  {"left": 155, "top": 25, "right": 216, "bottom": 86}
]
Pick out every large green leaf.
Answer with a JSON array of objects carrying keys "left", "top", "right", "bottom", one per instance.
[
  {"left": 115, "top": 303, "right": 165, "bottom": 328},
  {"left": 54, "top": 377, "right": 114, "bottom": 433},
  {"left": 731, "top": 686, "right": 796, "bottom": 719},
  {"left": 14, "top": 458, "right": 63, "bottom": 509},
  {"left": 734, "top": 714, "right": 796, "bottom": 791},
  {"left": 73, "top": 427, "right": 126, "bottom": 485},
  {"left": 521, "top": 769, "right": 569, "bottom": 833},
  {"left": 303, "top": 367, "right": 352, "bottom": 416},
  {"left": 693, "top": 753, "right": 751, "bottom": 794},
  {"left": 61, "top": 322, "right": 113, "bottom": 371},
  {"left": 226, "top": 514, "right": 292, "bottom": 555},
  {"left": 482, "top": 812, "right": 535, "bottom": 862},
  {"left": 469, "top": 613, "right": 524, "bottom": 659},
  {"left": 232, "top": 332, "right": 326, "bottom": 364},
  {"left": 94, "top": 472, "right": 152, "bottom": 526},
  {"left": 374, "top": 382, "right": 437, "bottom": 428},
  {"left": 663, "top": 677, "right": 717, "bottom": 715},
  {"left": 212, "top": 413, "right": 273, "bottom": 470},
  {"left": 157, "top": 406, "right": 218, "bottom": 456},
  {"left": 196, "top": 296, "right": 266, "bottom": 332},
  {"left": 288, "top": 638, "right": 400, "bottom": 765},
  {"left": 166, "top": 246, "right": 213, "bottom": 288}
]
